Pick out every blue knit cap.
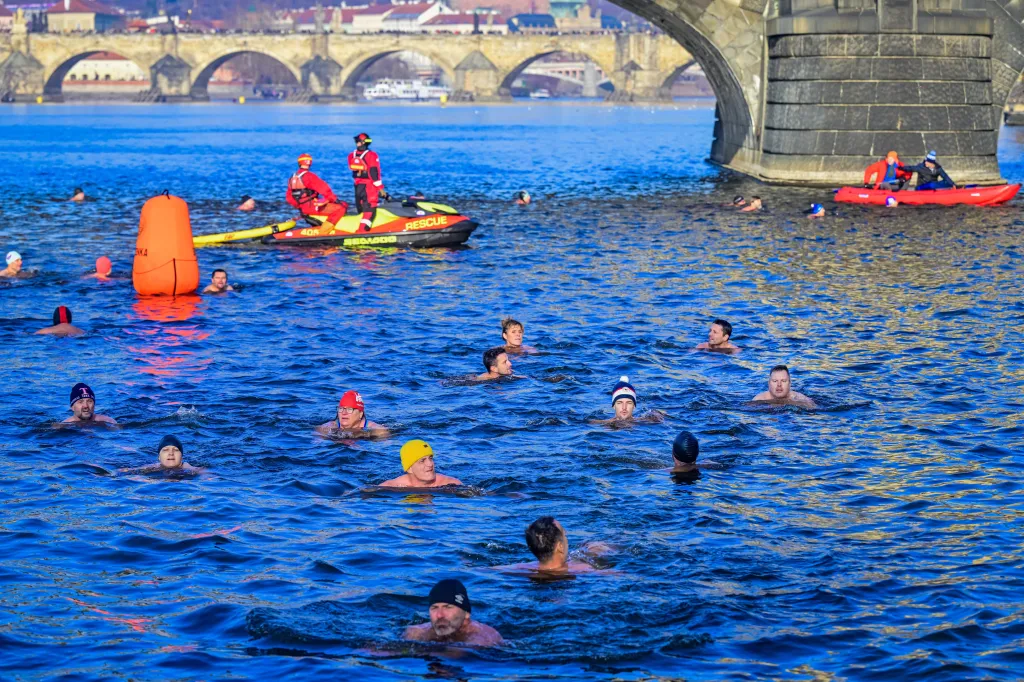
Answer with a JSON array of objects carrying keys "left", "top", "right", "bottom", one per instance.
[
  {"left": 611, "top": 376, "right": 636, "bottom": 405},
  {"left": 926, "top": 150, "right": 937, "bottom": 162}
]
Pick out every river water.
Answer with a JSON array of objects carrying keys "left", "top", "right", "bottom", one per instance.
[{"left": 1, "top": 103, "right": 1022, "bottom": 681}]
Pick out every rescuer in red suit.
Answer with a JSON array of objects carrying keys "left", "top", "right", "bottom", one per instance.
[
  {"left": 348, "top": 133, "right": 392, "bottom": 232},
  {"left": 286, "top": 153, "right": 349, "bottom": 231}
]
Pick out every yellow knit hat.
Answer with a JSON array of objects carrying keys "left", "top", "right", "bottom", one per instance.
[{"left": 401, "top": 440, "right": 433, "bottom": 471}]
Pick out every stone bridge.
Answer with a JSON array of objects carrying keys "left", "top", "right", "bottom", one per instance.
[
  {"left": 0, "top": 29, "right": 693, "bottom": 104},
  {"left": 3, "top": 0, "right": 1024, "bottom": 185}
]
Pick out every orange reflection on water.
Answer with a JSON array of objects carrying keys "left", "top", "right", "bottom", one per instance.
[
  {"left": 131, "top": 295, "right": 203, "bottom": 323},
  {"left": 126, "top": 296, "right": 212, "bottom": 378},
  {"left": 65, "top": 596, "right": 154, "bottom": 633}
]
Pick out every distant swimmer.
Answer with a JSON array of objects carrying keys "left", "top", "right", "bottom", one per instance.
[
  {"left": 740, "top": 196, "right": 762, "bottom": 212},
  {"left": 236, "top": 195, "right": 256, "bottom": 211},
  {"left": 70, "top": 187, "right": 86, "bottom": 202},
  {"left": 63, "top": 383, "right": 117, "bottom": 424},
  {"left": 316, "top": 390, "right": 388, "bottom": 437},
  {"left": 732, "top": 195, "right": 746, "bottom": 207},
  {"left": 501, "top": 316, "right": 537, "bottom": 354},
  {"left": 497, "top": 517, "right": 611, "bottom": 576},
  {"left": 514, "top": 190, "right": 531, "bottom": 205},
  {"left": 380, "top": 440, "right": 462, "bottom": 488},
  {"left": 591, "top": 376, "right": 664, "bottom": 425},
  {"left": 36, "top": 306, "right": 85, "bottom": 337},
  {"left": 286, "top": 153, "right": 349, "bottom": 232},
  {"left": 408, "top": 190, "right": 427, "bottom": 201},
  {"left": 403, "top": 579, "right": 504, "bottom": 647},
  {"left": 807, "top": 203, "right": 825, "bottom": 219},
  {"left": 202, "top": 269, "right": 234, "bottom": 294},
  {"left": 475, "top": 347, "right": 513, "bottom": 381},
  {"left": 147, "top": 435, "right": 199, "bottom": 472},
  {"left": 752, "top": 364, "right": 817, "bottom": 409},
  {"left": 91, "top": 256, "right": 112, "bottom": 280},
  {"left": 1, "top": 251, "right": 22, "bottom": 278},
  {"left": 696, "top": 318, "right": 740, "bottom": 353}
]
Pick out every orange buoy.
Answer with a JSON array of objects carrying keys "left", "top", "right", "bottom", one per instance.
[{"left": 133, "top": 192, "right": 199, "bottom": 296}]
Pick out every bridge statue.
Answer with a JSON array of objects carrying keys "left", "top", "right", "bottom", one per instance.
[{"left": 1, "top": 0, "right": 1022, "bottom": 186}]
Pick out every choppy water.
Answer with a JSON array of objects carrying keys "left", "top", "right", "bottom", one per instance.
[{"left": 1, "top": 103, "right": 1023, "bottom": 681}]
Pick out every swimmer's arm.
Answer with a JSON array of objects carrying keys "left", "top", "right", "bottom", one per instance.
[
  {"left": 366, "top": 421, "right": 390, "bottom": 437},
  {"left": 752, "top": 391, "right": 771, "bottom": 401},
  {"left": 695, "top": 342, "right": 710, "bottom": 349},
  {"left": 314, "top": 421, "right": 334, "bottom": 435},
  {"left": 581, "top": 541, "right": 614, "bottom": 557},
  {"left": 95, "top": 415, "right": 118, "bottom": 425},
  {"left": 379, "top": 476, "right": 404, "bottom": 488},
  {"left": 437, "top": 474, "right": 463, "bottom": 486},
  {"left": 790, "top": 392, "right": 817, "bottom": 408},
  {"left": 403, "top": 624, "right": 433, "bottom": 641}
]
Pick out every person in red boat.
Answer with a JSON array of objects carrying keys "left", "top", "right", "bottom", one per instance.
[
  {"left": 863, "top": 151, "right": 912, "bottom": 191},
  {"left": 285, "top": 153, "right": 348, "bottom": 231},
  {"left": 348, "top": 133, "right": 392, "bottom": 232}
]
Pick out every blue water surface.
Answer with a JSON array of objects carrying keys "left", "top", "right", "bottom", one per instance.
[{"left": 1, "top": 103, "right": 1022, "bottom": 681}]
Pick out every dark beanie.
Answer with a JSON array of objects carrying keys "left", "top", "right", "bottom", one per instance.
[
  {"left": 428, "top": 579, "right": 471, "bottom": 613},
  {"left": 157, "top": 435, "right": 184, "bottom": 456},
  {"left": 69, "top": 382, "right": 95, "bottom": 406},
  {"left": 672, "top": 431, "right": 699, "bottom": 464}
]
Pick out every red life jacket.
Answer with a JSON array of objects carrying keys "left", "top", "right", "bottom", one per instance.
[
  {"left": 289, "top": 170, "right": 317, "bottom": 205},
  {"left": 349, "top": 150, "right": 373, "bottom": 180}
]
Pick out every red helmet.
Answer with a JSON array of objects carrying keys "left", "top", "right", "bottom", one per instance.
[
  {"left": 297, "top": 153, "right": 313, "bottom": 167},
  {"left": 354, "top": 133, "right": 372, "bottom": 146}
]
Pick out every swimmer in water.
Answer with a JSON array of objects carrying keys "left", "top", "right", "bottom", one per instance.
[
  {"left": 501, "top": 316, "right": 537, "bottom": 354},
  {"left": 202, "top": 269, "right": 234, "bottom": 294},
  {"left": 807, "top": 203, "right": 825, "bottom": 219},
  {"left": 151, "top": 435, "right": 199, "bottom": 471},
  {"left": 741, "top": 195, "right": 762, "bottom": 212},
  {"left": 731, "top": 195, "right": 746, "bottom": 207},
  {"left": 1, "top": 251, "right": 22, "bottom": 278},
  {"left": 475, "top": 347, "right": 513, "bottom": 381},
  {"left": 591, "top": 376, "right": 664, "bottom": 425},
  {"left": 236, "top": 195, "right": 256, "bottom": 211},
  {"left": 70, "top": 187, "right": 85, "bottom": 202},
  {"left": 36, "top": 306, "right": 85, "bottom": 337},
  {"left": 752, "top": 364, "right": 817, "bottom": 409},
  {"left": 408, "top": 190, "right": 427, "bottom": 200},
  {"left": 62, "top": 383, "right": 117, "bottom": 424},
  {"left": 316, "top": 390, "right": 389, "bottom": 437},
  {"left": 669, "top": 430, "right": 699, "bottom": 474},
  {"left": 514, "top": 190, "right": 531, "bottom": 205},
  {"left": 91, "top": 256, "right": 112, "bottom": 280},
  {"left": 497, "top": 517, "right": 611, "bottom": 576},
  {"left": 696, "top": 318, "right": 740, "bottom": 353},
  {"left": 379, "top": 440, "right": 463, "bottom": 488},
  {"left": 403, "top": 579, "right": 504, "bottom": 647}
]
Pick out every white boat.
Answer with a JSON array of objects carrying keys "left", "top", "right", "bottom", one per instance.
[
  {"left": 363, "top": 78, "right": 451, "bottom": 101},
  {"left": 529, "top": 88, "right": 552, "bottom": 99}
]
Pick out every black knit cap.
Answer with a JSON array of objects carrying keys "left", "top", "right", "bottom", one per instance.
[
  {"left": 428, "top": 579, "right": 471, "bottom": 613},
  {"left": 157, "top": 435, "right": 184, "bottom": 456}
]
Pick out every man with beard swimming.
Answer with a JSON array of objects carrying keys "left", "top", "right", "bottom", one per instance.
[
  {"left": 61, "top": 383, "right": 117, "bottom": 425},
  {"left": 403, "top": 579, "right": 503, "bottom": 646},
  {"left": 475, "top": 347, "right": 513, "bottom": 381}
]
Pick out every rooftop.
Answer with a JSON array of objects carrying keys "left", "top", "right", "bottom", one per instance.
[{"left": 47, "top": 0, "right": 120, "bottom": 15}]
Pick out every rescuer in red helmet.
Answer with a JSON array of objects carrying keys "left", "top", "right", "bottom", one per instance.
[
  {"left": 348, "top": 133, "right": 392, "bottom": 232},
  {"left": 285, "top": 153, "right": 349, "bottom": 231}
]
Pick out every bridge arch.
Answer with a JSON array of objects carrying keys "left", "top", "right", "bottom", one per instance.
[
  {"left": 341, "top": 49, "right": 456, "bottom": 98},
  {"left": 498, "top": 51, "right": 616, "bottom": 97},
  {"left": 190, "top": 50, "right": 302, "bottom": 101},
  {"left": 42, "top": 50, "right": 150, "bottom": 100},
  {"left": 658, "top": 60, "right": 698, "bottom": 97}
]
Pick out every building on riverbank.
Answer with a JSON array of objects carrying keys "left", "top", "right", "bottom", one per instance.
[{"left": 46, "top": 0, "right": 122, "bottom": 33}]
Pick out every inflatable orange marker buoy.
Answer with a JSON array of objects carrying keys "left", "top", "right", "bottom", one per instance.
[{"left": 133, "top": 191, "right": 199, "bottom": 296}]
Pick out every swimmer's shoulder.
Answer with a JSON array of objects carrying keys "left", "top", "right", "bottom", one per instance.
[
  {"left": 96, "top": 414, "right": 118, "bottom": 424},
  {"left": 435, "top": 474, "right": 462, "bottom": 486},
  {"left": 404, "top": 623, "right": 433, "bottom": 641}
]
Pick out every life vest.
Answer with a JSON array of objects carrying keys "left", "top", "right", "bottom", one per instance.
[
  {"left": 289, "top": 170, "right": 317, "bottom": 205},
  {"left": 349, "top": 150, "right": 371, "bottom": 180}
]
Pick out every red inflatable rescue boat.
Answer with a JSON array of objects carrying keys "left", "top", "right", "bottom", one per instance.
[{"left": 835, "top": 184, "right": 1020, "bottom": 206}]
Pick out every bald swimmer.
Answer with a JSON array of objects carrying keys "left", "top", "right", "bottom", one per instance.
[
  {"left": 379, "top": 440, "right": 462, "bottom": 488},
  {"left": 753, "top": 364, "right": 816, "bottom": 409},
  {"left": 404, "top": 579, "right": 503, "bottom": 646}
]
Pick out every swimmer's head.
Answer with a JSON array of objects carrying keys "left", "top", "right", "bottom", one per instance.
[
  {"left": 807, "top": 203, "right": 825, "bottom": 217},
  {"left": 337, "top": 390, "right": 365, "bottom": 429},
  {"left": 428, "top": 579, "right": 471, "bottom": 637},
  {"left": 210, "top": 269, "right": 228, "bottom": 290},
  {"left": 611, "top": 376, "right": 636, "bottom": 406},
  {"left": 526, "top": 516, "right": 566, "bottom": 563},
  {"left": 733, "top": 195, "right": 745, "bottom": 206},
  {"left": 240, "top": 195, "right": 252, "bottom": 203},
  {"left": 70, "top": 382, "right": 96, "bottom": 420},
  {"left": 672, "top": 431, "right": 699, "bottom": 465},
  {"left": 768, "top": 364, "right": 791, "bottom": 399},
  {"left": 52, "top": 306, "right": 72, "bottom": 325},
  {"left": 6, "top": 251, "right": 22, "bottom": 273},
  {"left": 297, "top": 153, "right": 313, "bottom": 168},
  {"left": 483, "top": 347, "right": 512, "bottom": 376},
  {"left": 708, "top": 318, "right": 732, "bottom": 345},
  {"left": 501, "top": 316, "right": 524, "bottom": 346},
  {"left": 401, "top": 439, "right": 433, "bottom": 472},
  {"left": 157, "top": 435, "right": 184, "bottom": 469},
  {"left": 95, "top": 256, "right": 112, "bottom": 276},
  {"left": 885, "top": 196, "right": 898, "bottom": 208},
  {"left": 515, "top": 190, "right": 531, "bottom": 205}
]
